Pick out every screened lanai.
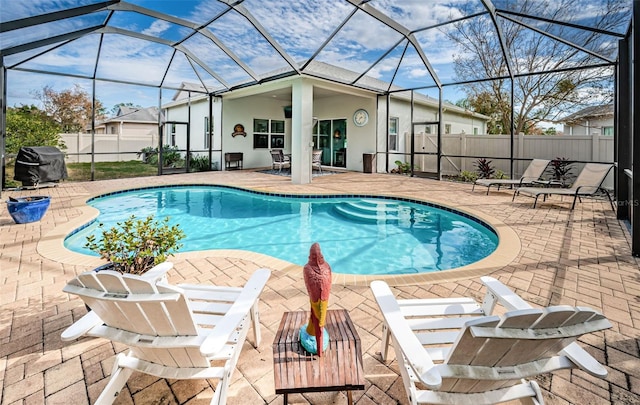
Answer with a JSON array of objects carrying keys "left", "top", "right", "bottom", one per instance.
[{"left": 0, "top": 0, "right": 638, "bottom": 254}]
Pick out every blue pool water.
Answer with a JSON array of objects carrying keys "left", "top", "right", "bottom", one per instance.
[{"left": 64, "top": 185, "right": 498, "bottom": 275}]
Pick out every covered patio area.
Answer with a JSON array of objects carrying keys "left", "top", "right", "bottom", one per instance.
[{"left": 1, "top": 170, "right": 638, "bottom": 404}]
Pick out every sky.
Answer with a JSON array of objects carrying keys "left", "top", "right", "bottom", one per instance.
[{"left": 0, "top": 0, "right": 628, "bottom": 117}]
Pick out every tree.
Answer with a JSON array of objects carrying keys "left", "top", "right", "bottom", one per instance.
[
  {"left": 457, "top": 93, "right": 512, "bottom": 134},
  {"left": 446, "top": 0, "right": 620, "bottom": 135},
  {"left": 33, "top": 84, "right": 106, "bottom": 132},
  {"left": 5, "top": 105, "right": 64, "bottom": 154}
]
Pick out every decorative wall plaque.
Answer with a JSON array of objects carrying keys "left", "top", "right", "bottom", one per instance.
[{"left": 232, "top": 123, "right": 246, "bottom": 137}]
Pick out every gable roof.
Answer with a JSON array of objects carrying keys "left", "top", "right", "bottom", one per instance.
[
  {"left": 558, "top": 104, "right": 614, "bottom": 123},
  {"left": 106, "top": 106, "right": 160, "bottom": 124}
]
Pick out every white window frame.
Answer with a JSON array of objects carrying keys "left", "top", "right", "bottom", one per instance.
[
  {"left": 389, "top": 117, "right": 399, "bottom": 151},
  {"left": 204, "top": 117, "right": 211, "bottom": 148},
  {"left": 253, "top": 118, "right": 285, "bottom": 149}
]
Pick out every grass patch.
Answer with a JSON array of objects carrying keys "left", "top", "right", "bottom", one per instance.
[
  {"left": 66, "top": 161, "right": 158, "bottom": 181},
  {"left": 3, "top": 159, "right": 159, "bottom": 188}
]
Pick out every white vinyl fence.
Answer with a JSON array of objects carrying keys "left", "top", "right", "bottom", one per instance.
[
  {"left": 404, "top": 132, "right": 615, "bottom": 188},
  {"left": 60, "top": 132, "right": 157, "bottom": 163}
]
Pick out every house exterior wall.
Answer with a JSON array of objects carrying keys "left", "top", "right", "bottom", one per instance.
[
  {"left": 380, "top": 95, "right": 489, "bottom": 172},
  {"left": 562, "top": 116, "right": 614, "bottom": 136},
  {"left": 313, "top": 92, "right": 376, "bottom": 172},
  {"left": 222, "top": 95, "right": 290, "bottom": 169},
  {"left": 160, "top": 79, "right": 380, "bottom": 172},
  {"left": 162, "top": 96, "right": 223, "bottom": 169}
]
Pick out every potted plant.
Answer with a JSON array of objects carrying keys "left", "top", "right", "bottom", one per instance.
[
  {"left": 6, "top": 196, "right": 51, "bottom": 224},
  {"left": 85, "top": 214, "right": 185, "bottom": 275},
  {"left": 474, "top": 158, "right": 495, "bottom": 179},
  {"left": 550, "top": 157, "right": 572, "bottom": 186}
]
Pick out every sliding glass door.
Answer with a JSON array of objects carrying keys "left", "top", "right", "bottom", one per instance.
[{"left": 312, "top": 118, "right": 347, "bottom": 167}]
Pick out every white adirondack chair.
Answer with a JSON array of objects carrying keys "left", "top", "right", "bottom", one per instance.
[
  {"left": 371, "top": 277, "right": 611, "bottom": 405},
  {"left": 61, "top": 262, "right": 271, "bottom": 405}
]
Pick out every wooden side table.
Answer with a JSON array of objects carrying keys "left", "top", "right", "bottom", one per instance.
[
  {"left": 224, "top": 152, "right": 243, "bottom": 170},
  {"left": 273, "top": 309, "right": 365, "bottom": 404}
]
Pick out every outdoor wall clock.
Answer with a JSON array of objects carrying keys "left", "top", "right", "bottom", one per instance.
[
  {"left": 353, "top": 109, "right": 369, "bottom": 127},
  {"left": 232, "top": 123, "right": 246, "bottom": 137}
]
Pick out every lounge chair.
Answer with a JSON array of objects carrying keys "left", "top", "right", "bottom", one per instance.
[
  {"left": 472, "top": 159, "right": 550, "bottom": 195},
  {"left": 270, "top": 149, "right": 291, "bottom": 173},
  {"left": 61, "top": 262, "right": 271, "bottom": 405},
  {"left": 312, "top": 149, "right": 323, "bottom": 174},
  {"left": 513, "top": 162, "right": 614, "bottom": 209},
  {"left": 371, "top": 277, "right": 611, "bottom": 405}
]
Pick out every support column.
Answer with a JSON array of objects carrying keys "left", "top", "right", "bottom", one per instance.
[
  {"left": 291, "top": 79, "right": 313, "bottom": 184},
  {"left": 0, "top": 61, "right": 5, "bottom": 194},
  {"left": 617, "top": 37, "right": 631, "bottom": 221},
  {"left": 632, "top": 0, "right": 640, "bottom": 256}
]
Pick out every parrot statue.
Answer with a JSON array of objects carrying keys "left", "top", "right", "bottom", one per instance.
[{"left": 302, "top": 242, "right": 332, "bottom": 357}]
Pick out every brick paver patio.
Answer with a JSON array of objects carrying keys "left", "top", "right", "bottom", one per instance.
[{"left": 1, "top": 170, "right": 638, "bottom": 404}]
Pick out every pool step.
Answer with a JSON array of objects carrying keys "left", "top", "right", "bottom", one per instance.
[{"left": 333, "top": 201, "right": 402, "bottom": 223}]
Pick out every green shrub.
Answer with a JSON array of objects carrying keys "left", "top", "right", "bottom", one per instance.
[
  {"left": 85, "top": 215, "right": 185, "bottom": 275},
  {"left": 139, "top": 145, "right": 182, "bottom": 167},
  {"left": 460, "top": 170, "right": 478, "bottom": 182},
  {"left": 393, "top": 160, "right": 413, "bottom": 174},
  {"left": 137, "top": 146, "right": 156, "bottom": 163},
  {"left": 189, "top": 154, "right": 210, "bottom": 172}
]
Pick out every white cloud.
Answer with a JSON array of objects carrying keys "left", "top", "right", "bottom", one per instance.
[{"left": 142, "top": 20, "right": 172, "bottom": 37}]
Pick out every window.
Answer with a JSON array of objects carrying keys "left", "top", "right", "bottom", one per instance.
[
  {"left": 110, "top": 125, "right": 116, "bottom": 134},
  {"left": 253, "top": 118, "right": 285, "bottom": 149},
  {"left": 473, "top": 127, "right": 479, "bottom": 135},
  {"left": 204, "top": 117, "right": 211, "bottom": 148},
  {"left": 171, "top": 124, "right": 176, "bottom": 145},
  {"left": 425, "top": 125, "right": 432, "bottom": 134},
  {"left": 389, "top": 117, "right": 398, "bottom": 151},
  {"left": 445, "top": 124, "right": 451, "bottom": 134},
  {"left": 602, "top": 126, "right": 614, "bottom": 136}
]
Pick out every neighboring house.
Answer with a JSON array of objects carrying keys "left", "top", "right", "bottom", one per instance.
[
  {"left": 63, "top": 106, "right": 162, "bottom": 163},
  {"left": 162, "top": 61, "right": 490, "bottom": 179},
  {"left": 557, "top": 104, "right": 614, "bottom": 136},
  {"left": 89, "top": 106, "right": 161, "bottom": 138}
]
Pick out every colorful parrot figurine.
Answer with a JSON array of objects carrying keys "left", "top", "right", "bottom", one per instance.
[{"left": 302, "top": 242, "right": 332, "bottom": 356}]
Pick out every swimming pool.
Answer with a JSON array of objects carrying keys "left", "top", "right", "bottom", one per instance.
[{"left": 64, "top": 185, "right": 499, "bottom": 275}]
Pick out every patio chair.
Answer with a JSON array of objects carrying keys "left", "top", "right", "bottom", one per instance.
[
  {"left": 371, "top": 277, "right": 611, "bottom": 405},
  {"left": 270, "top": 149, "right": 290, "bottom": 173},
  {"left": 472, "top": 159, "right": 550, "bottom": 195},
  {"left": 61, "top": 263, "right": 271, "bottom": 405},
  {"left": 513, "top": 162, "right": 614, "bottom": 209},
  {"left": 312, "top": 149, "right": 323, "bottom": 174}
]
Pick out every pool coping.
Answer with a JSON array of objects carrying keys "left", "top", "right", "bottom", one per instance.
[{"left": 37, "top": 184, "right": 521, "bottom": 286}]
